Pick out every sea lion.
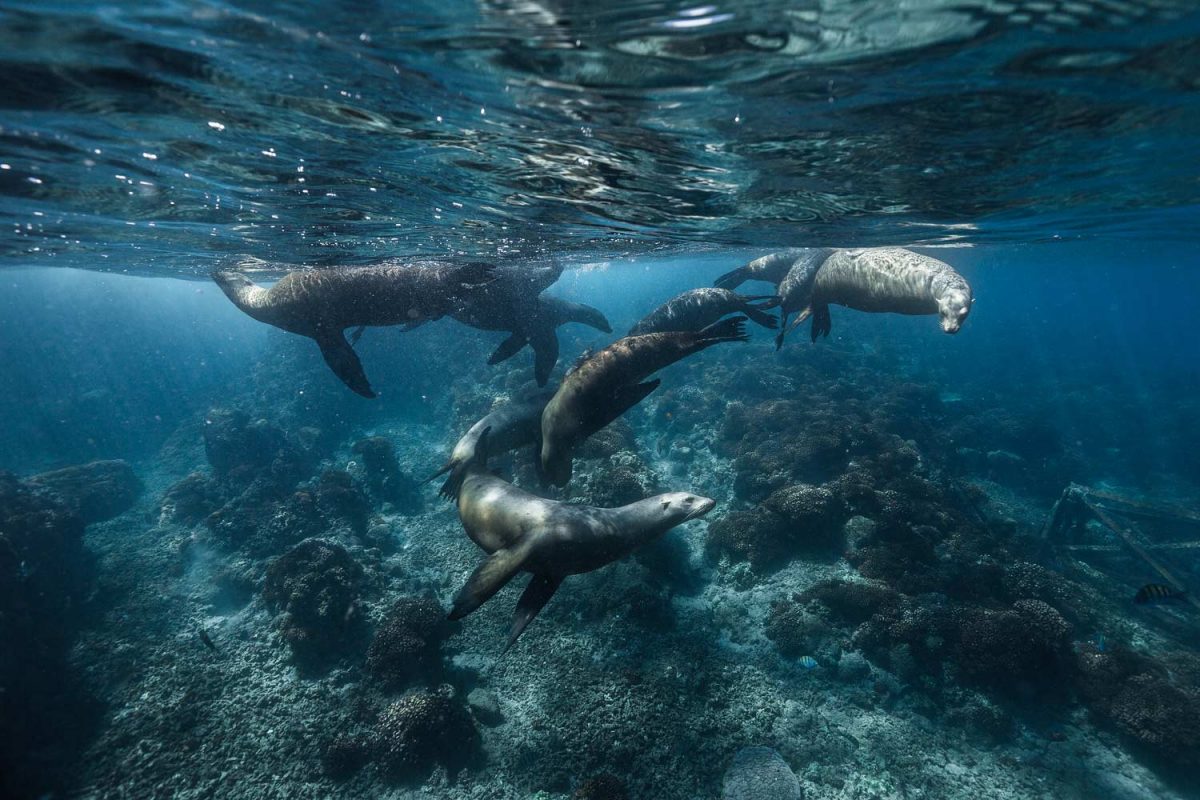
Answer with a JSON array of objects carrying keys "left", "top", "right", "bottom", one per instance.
[
  {"left": 540, "top": 316, "right": 749, "bottom": 487},
  {"left": 772, "top": 248, "right": 835, "bottom": 349},
  {"left": 781, "top": 247, "right": 973, "bottom": 343},
  {"left": 451, "top": 265, "right": 612, "bottom": 386},
  {"left": 213, "top": 259, "right": 495, "bottom": 398},
  {"left": 428, "top": 384, "right": 556, "bottom": 499},
  {"left": 713, "top": 248, "right": 826, "bottom": 291},
  {"left": 450, "top": 429, "right": 715, "bottom": 650},
  {"left": 628, "top": 288, "right": 780, "bottom": 335}
]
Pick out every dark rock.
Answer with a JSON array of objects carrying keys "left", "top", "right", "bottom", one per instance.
[
  {"left": 573, "top": 772, "right": 630, "bottom": 800},
  {"left": 467, "top": 688, "right": 503, "bottom": 726},
  {"left": 262, "top": 539, "right": 364, "bottom": 666},
  {"left": 206, "top": 486, "right": 324, "bottom": 556},
  {"left": 371, "top": 688, "right": 480, "bottom": 781},
  {"left": 202, "top": 408, "right": 316, "bottom": 492},
  {"left": 321, "top": 734, "right": 370, "bottom": 781},
  {"left": 26, "top": 459, "right": 141, "bottom": 524},
  {"left": 314, "top": 469, "right": 371, "bottom": 536},
  {"left": 366, "top": 596, "right": 453, "bottom": 688},
  {"left": 351, "top": 437, "right": 424, "bottom": 515},
  {"left": 159, "top": 472, "right": 222, "bottom": 525}
]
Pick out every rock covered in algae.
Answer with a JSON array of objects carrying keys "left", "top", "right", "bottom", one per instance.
[{"left": 722, "top": 747, "right": 803, "bottom": 800}]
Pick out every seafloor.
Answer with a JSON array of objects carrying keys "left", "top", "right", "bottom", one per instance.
[{"left": 3, "top": 315, "right": 1199, "bottom": 800}]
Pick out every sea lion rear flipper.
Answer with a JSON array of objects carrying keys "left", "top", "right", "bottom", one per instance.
[
  {"left": 528, "top": 326, "right": 560, "bottom": 387},
  {"left": 488, "top": 332, "right": 529, "bottom": 365},
  {"left": 315, "top": 331, "right": 376, "bottom": 398},
  {"left": 775, "top": 307, "right": 812, "bottom": 350},
  {"left": 810, "top": 305, "right": 831, "bottom": 342},
  {"left": 449, "top": 541, "right": 532, "bottom": 620},
  {"left": 742, "top": 304, "right": 780, "bottom": 330},
  {"left": 697, "top": 315, "right": 749, "bottom": 345},
  {"left": 504, "top": 573, "right": 563, "bottom": 653}
]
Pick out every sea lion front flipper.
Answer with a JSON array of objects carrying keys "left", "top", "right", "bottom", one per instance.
[
  {"left": 488, "top": 332, "right": 529, "bottom": 365},
  {"left": 504, "top": 573, "right": 563, "bottom": 653},
  {"left": 349, "top": 326, "right": 366, "bottom": 345},
  {"left": 314, "top": 330, "right": 376, "bottom": 398},
  {"left": 449, "top": 541, "right": 533, "bottom": 620},
  {"left": 810, "top": 305, "right": 831, "bottom": 342},
  {"left": 527, "top": 325, "right": 560, "bottom": 387},
  {"left": 581, "top": 379, "right": 661, "bottom": 439}
]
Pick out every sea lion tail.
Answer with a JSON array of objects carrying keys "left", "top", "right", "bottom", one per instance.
[
  {"left": 697, "top": 315, "right": 749, "bottom": 345},
  {"left": 713, "top": 266, "right": 748, "bottom": 290},
  {"left": 740, "top": 296, "right": 781, "bottom": 329}
]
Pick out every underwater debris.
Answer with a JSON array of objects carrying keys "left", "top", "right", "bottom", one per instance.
[{"left": 198, "top": 627, "right": 217, "bottom": 651}]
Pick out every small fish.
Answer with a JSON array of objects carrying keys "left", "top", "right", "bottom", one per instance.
[
  {"left": 199, "top": 628, "right": 218, "bottom": 651},
  {"left": 798, "top": 655, "right": 818, "bottom": 670},
  {"left": 1134, "top": 583, "right": 1187, "bottom": 605}
]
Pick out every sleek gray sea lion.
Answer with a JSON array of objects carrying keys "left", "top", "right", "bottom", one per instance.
[
  {"left": 429, "top": 384, "right": 556, "bottom": 500},
  {"left": 772, "top": 248, "right": 836, "bottom": 349},
  {"left": 713, "top": 248, "right": 825, "bottom": 291},
  {"left": 451, "top": 264, "right": 612, "bottom": 386},
  {"left": 780, "top": 247, "right": 973, "bottom": 343},
  {"left": 481, "top": 295, "right": 612, "bottom": 387},
  {"left": 213, "top": 259, "right": 495, "bottom": 398},
  {"left": 628, "top": 288, "right": 780, "bottom": 336},
  {"left": 449, "top": 429, "right": 715, "bottom": 650},
  {"left": 540, "top": 316, "right": 749, "bottom": 487}
]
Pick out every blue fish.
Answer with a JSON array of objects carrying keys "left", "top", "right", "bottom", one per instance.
[{"left": 798, "top": 655, "right": 818, "bottom": 670}]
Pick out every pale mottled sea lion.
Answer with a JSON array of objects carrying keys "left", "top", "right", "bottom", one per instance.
[
  {"left": 713, "top": 248, "right": 826, "bottom": 291},
  {"left": 540, "top": 316, "right": 749, "bottom": 487},
  {"left": 791, "top": 247, "right": 973, "bottom": 343},
  {"left": 629, "top": 288, "right": 780, "bottom": 335},
  {"left": 428, "top": 385, "right": 556, "bottom": 500},
  {"left": 772, "top": 247, "right": 836, "bottom": 349},
  {"left": 450, "top": 429, "right": 715, "bottom": 650},
  {"left": 451, "top": 264, "right": 611, "bottom": 386},
  {"left": 213, "top": 259, "right": 495, "bottom": 398}
]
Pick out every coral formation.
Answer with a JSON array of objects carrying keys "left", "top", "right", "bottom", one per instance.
[
  {"left": 351, "top": 436, "right": 424, "bottom": 514},
  {"left": 365, "top": 596, "right": 453, "bottom": 688},
  {"left": 159, "top": 472, "right": 222, "bottom": 525},
  {"left": 262, "top": 538, "right": 365, "bottom": 666},
  {"left": 371, "top": 688, "right": 480, "bottom": 782},
  {"left": 573, "top": 772, "right": 630, "bottom": 800}
]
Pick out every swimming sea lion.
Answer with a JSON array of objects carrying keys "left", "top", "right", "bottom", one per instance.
[
  {"left": 450, "top": 429, "right": 715, "bottom": 650},
  {"left": 713, "top": 248, "right": 825, "bottom": 291},
  {"left": 628, "top": 288, "right": 780, "bottom": 335},
  {"left": 213, "top": 259, "right": 495, "bottom": 398},
  {"left": 540, "top": 316, "right": 749, "bottom": 487},
  {"left": 428, "top": 384, "right": 556, "bottom": 500},
  {"left": 772, "top": 248, "right": 835, "bottom": 349},
  {"left": 482, "top": 295, "right": 612, "bottom": 387},
  {"left": 451, "top": 264, "right": 612, "bottom": 386},
  {"left": 781, "top": 247, "right": 973, "bottom": 343}
]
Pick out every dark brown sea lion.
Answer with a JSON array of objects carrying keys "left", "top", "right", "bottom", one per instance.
[
  {"left": 782, "top": 247, "right": 974, "bottom": 343},
  {"left": 628, "top": 288, "right": 780, "bottom": 335},
  {"left": 429, "top": 384, "right": 556, "bottom": 500},
  {"left": 772, "top": 248, "right": 835, "bottom": 349},
  {"left": 451, "top": 264, "right": 612, "bottom": 386},
  {"left": 450, "top": 430, "right": 715, "bottom": 650},
  {"left": 213, "top": 259, "right": 494, "bottom": 398},
  {"left": 713, "top": 248, "right": 827, "bottom": 291},
  {"left": 540, "top": 316, "right": 749, "bottom": 487}
]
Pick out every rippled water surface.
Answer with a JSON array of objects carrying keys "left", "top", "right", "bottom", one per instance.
[{"left": 1, "top": 0, "right": 1199, "bottom": 274}]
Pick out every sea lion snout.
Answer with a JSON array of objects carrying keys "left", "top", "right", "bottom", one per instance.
[
  {"left": 658, "top": 492, "right": 716, "bottom": 522},
  {"left": 937, "top": 288, "right": 973, "bottom": 334}
]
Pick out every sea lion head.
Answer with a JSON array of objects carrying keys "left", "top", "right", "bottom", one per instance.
[
  {"left": 653, "top": 492, "right": 716, "bottom": 525},
  {"left": 936, "top": 285, "right": 973, "bottom": 334}
]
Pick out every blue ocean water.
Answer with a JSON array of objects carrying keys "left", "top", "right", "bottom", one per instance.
[{"left": 2, "top": 2, "right": 1200, "bottom": 799}]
